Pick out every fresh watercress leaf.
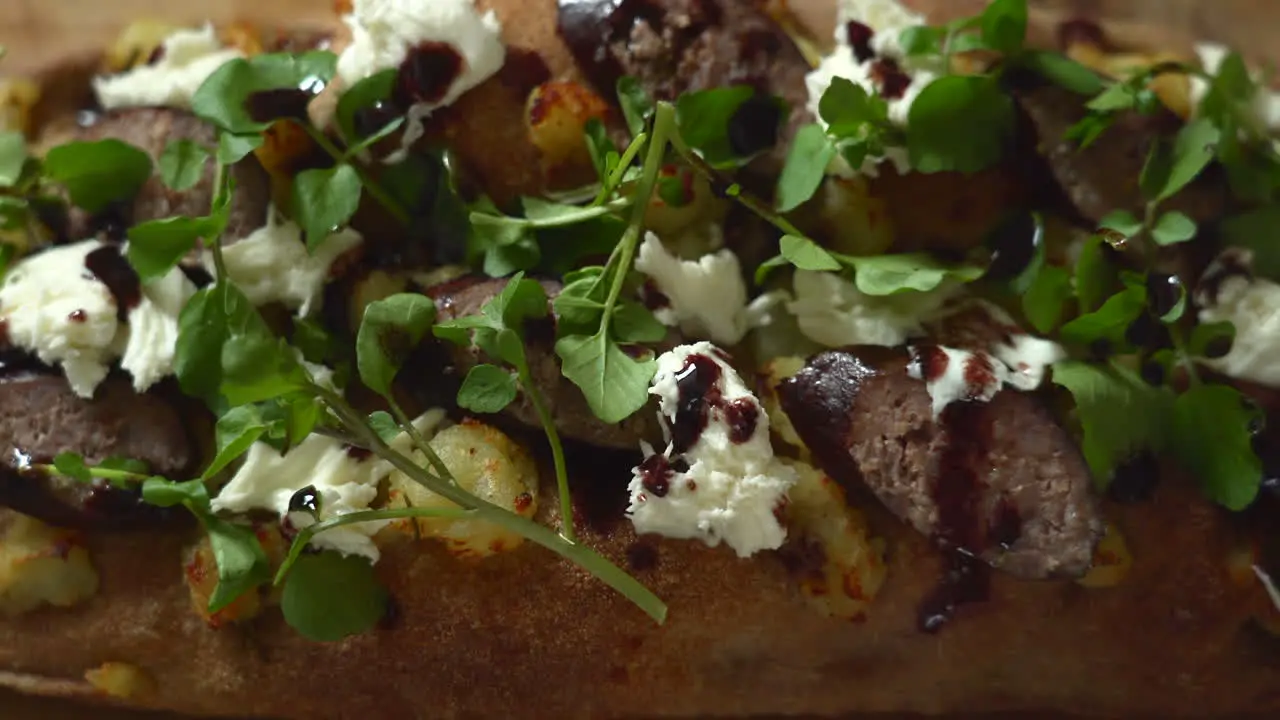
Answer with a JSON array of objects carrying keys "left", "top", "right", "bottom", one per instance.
[
  {"left": 368, "top": 410, "right": 400, "bottom": 442},
  {"left": 780, "top": 233, "right": 841, "bottom": 271},
  {"left": 216, "top": 133, "right": 264, "bottom": 165},
  {"left": 1074, "top": 235, "right": 1119, "bottom": 313},
  {"left": 1087, "top": 82, "right": 1139, "bottom": 112},
  {"left": 553, "top": 267, "right": 609, "bottom": 333},
  {"left": 159, "top": 139, "right": 211, "bottom": 191},
  {"left": 1189, "top": 320, "right": 1236, "bottom": 358},
  {"left": 617, "top": 76, "right": 655, "bottom": 138},
  {"left": 1059, "top": 283, "right": 1147, "bottom": 347},
  {"left": 1053, "top": 360, "right": 1172, "bottom": 487},
  {"left": 281, "top": 551, "right": 388, "bottom": 642},
  {"left": 1098, "top": 209, "right": 1143, "bottom": 238},
  {"left": 192, "top": 51, "right": 337, "bottom": 134},
  {"left": 126, "top": 216, "right": 214, "bottom": 280},
  {"left": 204, "top": 514, "right": 272, "bottom": 613},
  {"left": 221, "top": 334, "right": 309, "bottom": 405},
  {"left": 818, "top": 77, "right": 887, "bottom": 138},
  {"left": 1022, "top": 263, "right": 1072, "bottom": 334},
  {"left": 1019, "top": 50, "right": 1105, "bottom": 95},
  {"left": 44, "top": 139, "right": 153, "bottom": 214},
  {"left": 584, "top": 117, "right": 620, "bottom": 182},
  {"left": 899, "top": 26, "right": 943, "bottom": 57},
  {"left": 1171, "top": 384, "right": 1262, "bottom": 510},
  {"left": 0, "top": 196, "right": 26, "bottom": 231},
  {"left": 1151, "top": 210, "right": 1197, "bottom": 246},
  {"left": 203, "top": 405, "right": 268, "bottom": 480},
  {"left": 293, "top": 164, "right": 362, "bottom": 250},
  {"left": 776, "top": 125, "right": 836, "bottom": 212},
  {"left": 555, "top": 332, "right": 656, "bottom": 424},
  {"left": 0, "top": 131, "right": 26, "bottom": 187},
  {"left": 907, "top": 75, "right": 1014, "bottom": 174},
  {"left": 356, "top": 294, "right": 437, "bottom": 397},
  {"left": 175, "top": 283, "right": 269, "bottom": 402},
  {"left": 842, "top": 253, "right": 985, "bottom": 296},
  {"left": 1197, "top": 51, "right": 1255, "bottom": 129},
  {"left": 52, "top": 452, "right": 91, "bottom": 482},
  {"left": 140, "top": 477, "right": 210, "bottom": 508},
  {"left": 457, "top": 364, "right": 519, "bottom": 414},
  {"left": 675, "top": 86, "right": 761, "bottom": 167},
  {"left": 0, "top": 241, "right": 13, "bottom": 281},
  {"left": 1140, "top": 118, "right": 1220, "bottom": 202},
  {"left": 612, "top": 301, "right": 667, "bottom": 344},
  {"left": 335, "top": 68, "right": 397, "bottom": 143},
  {"left": 979, "top": 0, "right": 1028, "bottom": 55}
]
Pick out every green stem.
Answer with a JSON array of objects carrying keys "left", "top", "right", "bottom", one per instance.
[
  {"left": 388, "top": 399, "right": 455, "bottom": 485},
  {"left": 307, "top": 384, "right": 667, "bottom": 623},
  {"left": 36, "top": 465, "right": 146, "bottom": 486},
  {"left": 301, "top": 123, "right": 410, "bottom": 226},
  {"left": 209, "top": 162, "right": 229, "bottom": 282},
  {"left": 475, "top": 198, "right": 632, "bottom": 232},
  {"left": 598, "top": 102, "right": 678, "bottom": 336},
  {"left": 594, "top": 132, "right": 649, "bottom": 206},
  {"left": 667, "top": 128, "right": 809, "bottom": 240},
  {"left": 519, "top": 361, "right": 574, "bottom": 542},
  {"left": 275, "top": 505, "right": 474, "bottom": 584}
]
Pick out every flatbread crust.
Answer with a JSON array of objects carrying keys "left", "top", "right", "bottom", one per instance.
[{"left": 1, "top": 1, "right": 1279, "bottom": 719}]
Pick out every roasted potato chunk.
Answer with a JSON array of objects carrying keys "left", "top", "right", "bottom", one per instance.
[{"left": 0, "top": 513, "right": 99, "bottom": 616}]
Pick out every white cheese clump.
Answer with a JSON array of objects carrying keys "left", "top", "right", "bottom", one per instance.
[
  {"left": 212, "top": 410, "right": 448, "bottom": 563},
  {"left": 336, "top": 0, "right": 505, "bottom": 101},
  {"left": 0, "top": 240, "right": 194, "bottom": 398},
  {"left": 1197, "top": 272, "right": 1280, "bottom": 387},
  {"left": 1190, "top": 43, "right": 1280, "bottom": 135},
  {"left": 92, "top": 24, "right": 244, "bottom": 110},
  {"left": 627, "top": 342, "right": 797, "bottom": 557},
  {"left": 634, "top": 232, "right": 752, "bottom": 346},
  {"left": 208, "top": 207, "right": 363, "bottom": 316},
  {"left": 907, "top": 338, "right": 1066, "bottom": 418},
  {"left": 805, "top": 0, "right": 942, "bottom": 176},
  {"left": 785, "top": 269, "right": 955, "bottom": 348}
]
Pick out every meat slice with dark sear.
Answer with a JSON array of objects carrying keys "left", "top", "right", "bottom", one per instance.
[
  {"left": 778, "top": 347, "right": 1103, "bottom": 580},
  {"left": 1015, "top": 82, "right": 1228, "bottom": 226},
  {"left": 557, "top": 0, "right": 811, "bottom": 167},
  {"left": 0, "top": 371, "right": 195, "bottom": 530},
  {"left": 61, "top": 108, "right": 270, "bottom": 243},
  {"left": 422, "top": 275, "right": 662, "bottom": 451}
]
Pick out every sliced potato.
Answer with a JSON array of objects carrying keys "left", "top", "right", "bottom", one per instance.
[
  {"left": 0, "top": 514, "right": 99, "bottom": 616},
  {"left": 385, "top": 420, "right": 539, "bottom": 559},
  {"left": 759, "top": 355, "right": 809, "bottom": 458}
]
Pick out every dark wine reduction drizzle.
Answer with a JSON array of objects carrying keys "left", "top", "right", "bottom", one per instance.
[
  {"left": 83, "top": 245, "right": 141, "bottom": 321},
  {"left": 669, "top": 353, "right": 760, "bottom": 454},
  {"left": 397, "top": 41, "right": 466, "bottom": 106}
]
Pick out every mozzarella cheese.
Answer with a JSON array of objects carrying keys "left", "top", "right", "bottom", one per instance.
[
  {"left": 211, "top": 410, "right": 448, "bottom": 563},
  {"left": 785, "top": 269, "right": 955, "bottom": 349},
  {"left": 1198, "top": 273, "right": 1280, "bottom": 387},
  {"left": 92, "top": 24, "right": 244, "bottom": 110},
  {"left": 634, "top": 232, "right": 751, "bottom": 346},
  {"left": 336, "top": 0, "right": 504, "bottom": 102},
  {"left": 210, "top": 208, "right": 363, "bottom": 316},
  {"left": 628, "top": 342, "right": 797, "bottom": 557},
  {"left": 0, "top": 240, "right": 195, "bottom": 398},
  {"left": 804, "top": 0, "right": 942, "bottom": 176}
]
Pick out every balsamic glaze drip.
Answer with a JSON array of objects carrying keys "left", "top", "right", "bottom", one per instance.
[
  {"left": 985, "top": 211, "right": 1043, "bottom": 281},
  {"left": 640, "top": 279, "right": 671, "bottom": 311},
  {"left": 626, "top": 540, "right": 660, "bottom": 571},
  {"left": 396, "top": 41, "right": 466, "bottom": 106},
  {"left": 671, "top": 353, "right": 724, "bottom": 454},
  {"left": 1107, "top": 451, "right": 1160, "bottom": 504},
  {"left": 726, "top": 93, "right": 782, "bottom": 158},
  {"left": 288, "top": 485, "right": 321, "bottom": 515},
  {"left": 916, "top": 400, "right": 996, "bottom": 633},
  {"left": 1197, "top": 249, "right": 1252, "bottom": 307},
  {"left": 636, "top": 453, "right": 672, "bottom": 497},
  {"left": 908, "top": 344, "right": 950, "bottom": 383},
  {"left": 179, "top": 263, "right": 215, "bottom": 289},
  {"left": 244, "top": 88, "right": 314, "bottom": 124},
  {"left": 869, "top": 58, "right": 912, "bottom": 100},
  {"left": 83, "top": 245, "right": 141, "bottom": 321},
  {"left": 1145, "top": 272, "right": 1184, "bottom": 318},
  {"left": 344, "top": 445, "right": 374, "bottom": 462},
  {"left": 87, "top": 203, "right": 132, "bottom": 243},
  {"left": 845, "top": 21, "right": 876, "bottom": 63}
]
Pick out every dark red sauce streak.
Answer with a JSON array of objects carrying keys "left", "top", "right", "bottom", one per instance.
[
  {"left": 724, "top": 398, "right": 760, "bottom": 444},
  {"left": 671, "top": 353, "right": 724, "bottom": 454},
  {"left": 907, "top": 344, "right": 949, "bottom": 383},
  {"left": 244, "top": 88, "right": 313, "bottom": 124},
  {"left": 870, "top": 58, "right": 912, "bottom": 100},
  {"left": 83, "top": 245, "right": 141, "bottom": 321},
  {"left": 845, "top": 21, "right": 876, "bottom": 63},
  {"left": 397, "top": 41, "right": 466, "bottom": 106},
  {"left": 637, "top": 453, "right": 672, "bottom": 498},
  {"left": 344, "top": 445, "right": 374, "bottom": 462}
]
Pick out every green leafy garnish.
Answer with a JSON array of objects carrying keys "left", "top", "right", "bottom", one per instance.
[
  {"left": 0, "top": 131, "right": 27, "bottom": 187},
  {"left": 293, "top": 164, "right": 362, "bottom": 249},
  {"left": 159, "top": 139, "right": 211, "bottom": 191},
  {"left": 776, "top": 125, "right": 837, "bottom": 213},
  {"left": 457, "top": 364, "right": 519, "bottom": 414},
  {"left": 356, "top": 293, "right": 438, "bottom": 397},
  {"left": 907, "top": 75, "right": 1015, "bottom": 174},
  {"left": 192, "top": 51, "right": 337, "bottom": 135},
  {"left": 281, "top": 551, "right": 389, "bottom": 642},
  {"left": 1053, "top": 360, "right": 1171, "bottom": 487},
  {"left": 1170, "top": 384, "right": 1262, "bottom": 510},
  {"left": 44, "top": 139, "right": 153, "bottom": 214}
]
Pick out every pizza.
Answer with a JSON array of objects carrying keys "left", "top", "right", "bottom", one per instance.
[{"left": 0, "top": 0, "right": 1278, "bottom": 717}]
